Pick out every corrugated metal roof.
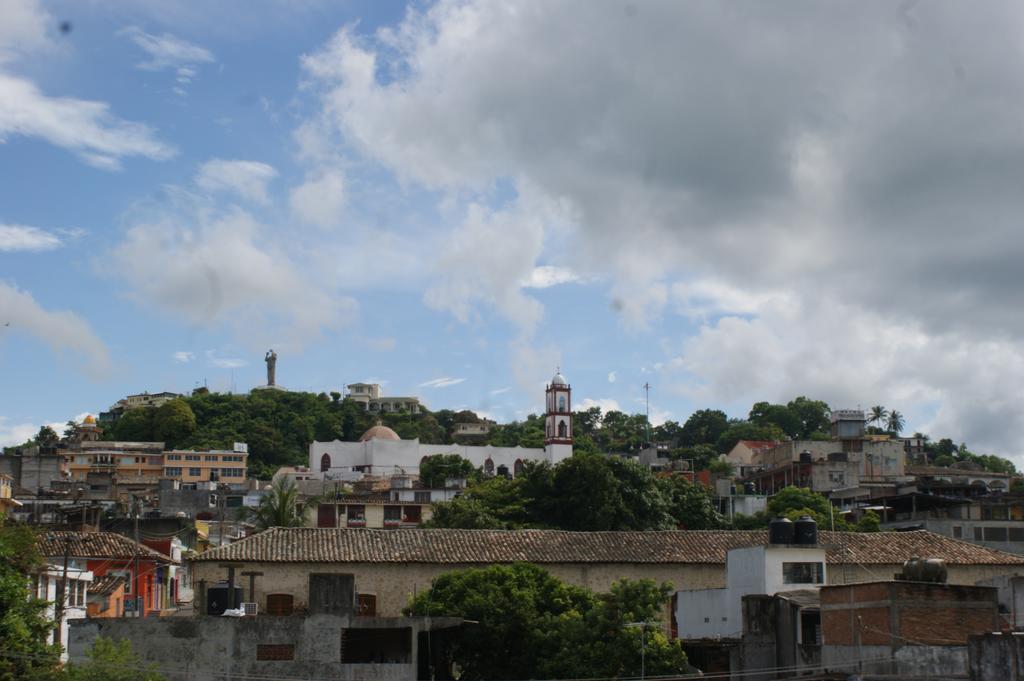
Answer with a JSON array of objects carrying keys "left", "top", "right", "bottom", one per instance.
[{"left": 192, "top": 528, "right": 1024, "bottom": 566}]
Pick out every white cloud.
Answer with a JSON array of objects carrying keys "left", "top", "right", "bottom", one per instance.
[
  {"left": 204, "top": 350, "right": 246, "bottom": 369},
  {"left": 196, "top": 159, "right": 277, "bottom": 205},
  {"left": 490, "top": 386, "right": 511, "bottom": 395},
  {"left": 0, "top": 224, "right": 61, "bottom": 252},
  {"left": 172, "top": 350, "right": 194, "bottom": 363},
  {"left": 0, "top": 281, "right": 110, "bottom": 376},
  {"left": 119, "top": 26, "right": 214, "bottom": 71},
  {"left": 0, "top": 0, "right": 51, "bottom": 64},
  {"left": 289, "top": 168, "right": 346, "bottom": 228},
  {"left": 520, "top": 265, "right": 581, "bottom": 289},
  {"left": 109, "top": 203, "right": 356, "bottom": 346},
  {"left": 0, "top": 73, "right": 176, "bottom": 169},
  {"left": 0, "top": 416, "right": 37, "bottom": 448},
  {"left": 579, "top": 397, "right": 621, "bottom": 414},
  {"left": 419, "top": 377, "right": 466, "bottom": 388}
]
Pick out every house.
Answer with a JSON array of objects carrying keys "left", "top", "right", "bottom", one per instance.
[
  {"left": 190, "top": 527, "right": 1024, "bottom": 625},
  {"left": 162, "top": 445, "right": 248, "bottom": 484},
  {"left": 313, "top": 475, "right": 465, "bottom": 528},
  {"left": 31, "top": 562, "right": 93, "bottom": 661},
  {"left": 346, "top": 383, "right": 424, "bottom": 414},
  {"left": 86, "top": 574, "right": 126, "bottom": 618},
  {"left": 100, "top": 391, "right": 183, "bottom": 422},
  {"left": 0, "top": 472, "right": 20, "bottom": 512},
  {"left": 36, "top": 531, "right": 179, "bottom": 617},
  {"left": 722, "top": 440, "right": 778, "bottom": 476}
]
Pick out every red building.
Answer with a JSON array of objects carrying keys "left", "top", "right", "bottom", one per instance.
[{"left": 37, "top": 531, "right": 177, "bottom": 617}]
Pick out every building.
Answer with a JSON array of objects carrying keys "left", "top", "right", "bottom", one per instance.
[
  {"left": 37, "top": 531, "right": 179, "bottom": 617},
  {"left": 819, "top": 580, "right": 999, "bottom": 679},
  {"left": 0, "top": 472, "right": 20, "bottom": 512},
  {"left": 722, "top": 440, "right": 779, "bottom": 475},
  {"left": 190, "top": 527, "right": 1024, "bottom": 624},
  {"left": 32, "top": 562, "right": 93, "bottom": 661},
  {"left": 163, "top": 444, "right": 248, "bottom": 484},
  {"left": 0, "top": 446, "right": 65, "bottom": 490},
  {"left": 346, "top": 383, "right": 423, "bottom": 414},
  {"left": 100, "top": 391, "right": 183, "bottom": 422},
  {"left": 313, "top": 475, "right": 465, "bottom": 528},
  {"left": 69, "top": 612, "right": 462, "bottom": 681},
  {"left": 907, "top": 464, "right": 1014, "bottom": 494},
  {"left": 86, "top": 574, "right": 127, "bottom": 618},
  {"left": 313, "top": 371, "right": 575, "bottom": 479},
  {"left": 452, "top": 419, "right": 495, "bottom": 439}
]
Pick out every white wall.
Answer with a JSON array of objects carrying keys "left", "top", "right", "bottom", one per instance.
[{"left": 310, "top": 439, "right": 554, "bottom": 478}]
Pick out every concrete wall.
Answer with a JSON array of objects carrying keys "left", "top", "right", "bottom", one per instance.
[
  {"left": 68, "top": 614, "right": 453, "bottom": 681},
  {"left": 822, "top": 643, "right": 968, "bottom": 680},
  {"left": 969, "top": 632, "right": 1024, "bottom": 681},
  {"left": 192, "top": 560, "right": 721, "bottom": 619},
  {"left": 0, "top": 452, "right": 64, "bottom": 489},
  {"left": 310, "top": 439, "right": 551, "bottom": 478}
]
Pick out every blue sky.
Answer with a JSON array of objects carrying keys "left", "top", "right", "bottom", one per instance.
[{"left": 4, "top": 1, "right": 1024, "bottom": 462}]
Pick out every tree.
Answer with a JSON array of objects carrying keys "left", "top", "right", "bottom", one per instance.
[
  {"left": 854, "top": 510, "right": 881, "bottom": 533},
  {"left": 405, "top": 563, "right": 594, "bottom": 681},
  {"left": 679, "top": 409, "right": 729, "bottom": 447},
  {"left": 107, "top": 408, "right": 154, "bottom": 442},
  {"left": 35, "top": 425, "right": 59, "bottom": 448},
  {"left": 424, "top": 497, "right": 508, "bottom": 529},
  {"left": 152, "top": 399, "right": 196, "bottom": 448},
  {"left": 659, "top": 476, "right": 725, "bottom": 529},
  {"left": 240, "top": 479, "right": 312, "bottom": 531},
  {"left": 786, "top": 397, "right": 831, "bottom": 438},
  {"left": 868, "top": 405, "right": 888, "bottom": 428},
  {"left": 0, "top": 519, "right": 60, "bottom": 681},
  {"left": 62, "top": 420, "right": 80, "bottom": 441},
  {"left": 766, "top": 486, "right": 848, "bottom": 530},
  {"left": 886, "top": 410, "right": 905, "bottom": 435},
  {"left": 405, "top": 564, "right": 691, "bottom": 681},
  {"left": 749, "top": 402, "right": 801, "bottom": 438},
  {"left": 60, "top": 637, "right": 164, "bottom": 681},
  {"left": 715, "top": 420, "right": 786, "bottom": 453},
  {"left": 419, "top": 454, "right": 475, "bottom": 488}
]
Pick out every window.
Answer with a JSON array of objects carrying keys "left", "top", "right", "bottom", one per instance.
[
  {"left": 984, "top": 526, "right": 1009, "bottom": 542},
  {"left": 164, "top": 467, "right": 182, "bottom": 476},
  {"left": 165, "top": 454, "right": 181, "bottom": 461},
  {"left": 484, "top": 458, "right": 494, "bottom": 475},
  {"left": 1010, "top": 527, "right": 1024, "bottom": 542},
  {"left": 321, "top": 453, "right": 331, "bottom": 473},
  {"left": 403, "top": 506, "right": 422, "bottom": 524},
  {"left": 558, "top": 394, "right": 566, "bottom": 411},
  {"left": 953, "top": 526, "right": 963, "bottom": 538},
  {"left": 205, "top": 455, "right": 219, "bottom": 462},
  {"left": 975, "top": 526, "right": 984, "bottom": 540},
  {"left": 828, "top": 471, "right": 845, "bottom": 484},
  {"left": 185, "top": 454, "right": 201, "bottom": 461},
  {"left": 514, "top": 459, "right": 525, "bottom": 477},
  {"left": 414, "top": 491, "right": 431, "bottom": 503},
  {"left": 357, "top": 593, "right": 377, "bottom": 616},
  {"left": 782, "top": 562, "right": 824, "bottom": 584},
  {"left": 557, "top": 420, "right": 568, "bottom": 438},
  {"left": 384, "top": 506, "right": 401, "bottom": 525},
  {"left": 347, "top": 505, "right": 366, "bottom": 524},
  {"left": 188, "top": 467, "right": 201, "bottom": 477}
]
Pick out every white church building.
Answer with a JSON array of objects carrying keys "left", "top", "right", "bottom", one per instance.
[{"left": 309, "top": 371, "right": 574, "bottom": 480}]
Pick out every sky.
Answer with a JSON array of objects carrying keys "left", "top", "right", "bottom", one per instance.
[{"left": 3, "top": 0, "right": 1024, "bottom": 462}]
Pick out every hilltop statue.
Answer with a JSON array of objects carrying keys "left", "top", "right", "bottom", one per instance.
[{"left": 265, "top": 349, "right": 277, "bottom": 386}]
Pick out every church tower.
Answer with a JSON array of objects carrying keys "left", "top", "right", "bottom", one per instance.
[{"left": 544, "top": 369, "right": 573, "bottom": 464}]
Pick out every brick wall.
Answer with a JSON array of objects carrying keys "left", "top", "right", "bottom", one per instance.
[{"left": 821, "top": 581, "right": 998, "bottom": 648}]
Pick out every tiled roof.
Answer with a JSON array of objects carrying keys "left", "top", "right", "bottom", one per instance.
[
  {"left": 89, "top": 574, "right": 126, "bottom": 596},
  {"left": 36, "top": 531, "right": 175, "bottom": 563},
  {"left": 192, "top": 528, "right": 1024, "bottom": 566}
]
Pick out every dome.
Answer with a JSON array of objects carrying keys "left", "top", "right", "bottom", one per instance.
[
  {"left": 359, "top": 423, "right": 402, "bottom": 442},
  {"left": 551, "top": 372, "right": 567, "bottom": 386},
  {"left": 83, "top": 415, "right": 97, "bottom": 426}
]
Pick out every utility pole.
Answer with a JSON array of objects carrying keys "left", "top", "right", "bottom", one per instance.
[
  {"left": 642, "top": 382, "right": 652, "bottom": 446},
  {"left": 133, "top": 495, "right": 141, "bottom": 617},
  {"left": 54, "top": 535, "right": 72, "bottom": 649}
]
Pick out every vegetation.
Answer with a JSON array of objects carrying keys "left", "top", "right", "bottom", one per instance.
[
  {"left": 405, "top": 563, "right": 691, "bottom": 681},
  {"left": 419, "top": 454, "right": 476, "bottom": 489},
  {"left": 426, "top": 453, "right": 723, "bottom": 531},
  {"left": 238, "top": 478, "right": 315, "bottom": 531},
  {"left": 0, "top": 517, "right": 58, "bottom": 681},
  {"left": 54, "top": 638, "right": 164, "bottom": 681}
]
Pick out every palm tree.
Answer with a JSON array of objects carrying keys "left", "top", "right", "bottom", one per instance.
[
  {"left": 887, "top": 410, "right": 905, "bottom": 435},
  {"left": 868, "top": 405, "right": 888, "bottom": 428},
  {"left": 241, "top": 478, "right": 315, "bottom": 532}
]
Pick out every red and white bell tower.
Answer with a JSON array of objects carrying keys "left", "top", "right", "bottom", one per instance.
[{"left": 544, "top": 368, "right": 573, "bottom": 463}]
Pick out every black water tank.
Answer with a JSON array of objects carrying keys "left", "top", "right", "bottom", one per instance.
[
  {"left": 769, "top": 516, "right": 795, "bottom": 544},
  {"left": 206, "top": 584, "right": 243, "bottom": 615},
  {"left": 794, "top": 515, "right": 818, "bottom": 545},
  {"left": 799, "top": 450, "right": 813, "bottom": 463}
]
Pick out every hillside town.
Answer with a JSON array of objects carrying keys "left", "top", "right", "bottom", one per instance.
[{"left": 3, "top": 356, "right": 1024, "bottom": 680}]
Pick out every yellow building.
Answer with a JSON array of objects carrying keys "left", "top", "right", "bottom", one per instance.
[
  {"left": 0, "top": 473, "right": 21, "bottom": 512},
  {"left": 163, "top": 447, "right": 248, "bottom": 484}
]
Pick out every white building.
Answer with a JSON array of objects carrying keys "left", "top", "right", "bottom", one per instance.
[
  {"left": 346, "top": 383, "right": 424, "bottom": 414},
  {"left": 676, "top": 525, "right": 826, "bottom": 641},
  {"left": 33, "top": 562, "right": 93, "bottom": 661},
  {"left": 311, "top": 372, "right": 575, "bottom": 479}
]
